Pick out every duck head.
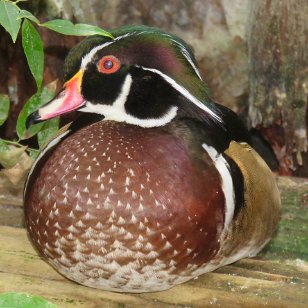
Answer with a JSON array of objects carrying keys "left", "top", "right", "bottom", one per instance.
[{"left": 28, "top": 26, "right": 223, "bottom": 128}]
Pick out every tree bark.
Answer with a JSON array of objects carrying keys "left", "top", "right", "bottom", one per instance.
[{"left": 248, "top": 0, "right": 308, "bottom": 176}]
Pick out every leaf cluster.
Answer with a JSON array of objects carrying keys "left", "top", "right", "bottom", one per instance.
[{"left": 0, "top": 0, "right": 113, "bottom": 169}]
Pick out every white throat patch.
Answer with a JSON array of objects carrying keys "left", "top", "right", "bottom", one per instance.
[{"left": 79, "top": 74, "right": 178, "bottom": 127}]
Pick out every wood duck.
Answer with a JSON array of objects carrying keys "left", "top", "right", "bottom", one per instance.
[{"left": 24, "top": 26, "right": 280, "bottom": 293}]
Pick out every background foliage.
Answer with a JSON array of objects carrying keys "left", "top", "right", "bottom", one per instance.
[{"left": 0, "top": 0, "right": 112, "bottom": 169}]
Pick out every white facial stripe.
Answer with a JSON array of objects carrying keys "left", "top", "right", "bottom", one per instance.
[
  {"left": 179, "top": 47, "right": 202, "bottom": 80},
  {"left": 137, "top": 66, "right": 222, "bottom": 123},
  {"left": 81, "top": 32, "right": 135, "bottom": 70},
  {"left": 202, "top": 144, "right": 235, "bottom": 238},
  {"left": 79, "top": 74, "right": 178, "bottom": 127},
  {"left": 161, "top": 34, "right": 202, "bottom": 80},
  {"left": 81, "top": 30, "right": 202, "bottom": 80},
  {"left": 24, "top": 130, "right": 71, "bottom": 197}
]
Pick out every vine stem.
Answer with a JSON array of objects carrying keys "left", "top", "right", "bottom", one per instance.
[
  {"left": 1, "top": 139, "right": 24, "bottom": 147},
  {"left": 14, "top": 0, "right": 28, "bottom": 4},
  {"left": 1, "top": 139, "right": 39, "bottom": 155}
]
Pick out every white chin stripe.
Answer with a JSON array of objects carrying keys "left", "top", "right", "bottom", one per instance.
[
  {"left": 136, "top": 66, "right": 222, "bottom": 123},
  {"left": 202, "top": 144, "right": 235, "bottom": 238},
  {"left": 79, "top": 74, "right": 178, "bottom": 128}
]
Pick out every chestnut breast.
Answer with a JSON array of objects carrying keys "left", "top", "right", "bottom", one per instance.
[{"left": 25, "top": 120, "right": 225, "bottom": 286}]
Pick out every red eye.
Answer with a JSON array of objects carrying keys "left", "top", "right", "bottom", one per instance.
[{"left": 98, "top": 55, "right": 121, "bottom": 74}]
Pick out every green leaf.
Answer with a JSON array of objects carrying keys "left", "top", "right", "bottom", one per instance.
[
  {"left": 0, "top": 1, "right": 21, "bottom": 42},
  {"left": 17, "top": 9, "right": 40, "bottom": 24},
  {"left": 22, "top": 19, "right": 44, "bottom": 90},
  {"left": 0, "top": 292, "right": 56, "bottom": 308},
  {"left": 41, "top": 19, "right": 114, "bottom": 38},
  {"left": 0, "top": 138, "right": 9, "bottom": 152},
  {"left": 0, "top": 93, "right": 10, "bottom": 126},
  {"left": 16, "top": 85, "right": 56, "bottom": 140},
  {"left": 0, "top": 144, "right": 27, "bottom": 168},
  {"left": 27, "top": 148, "right": 39, "bottom": 160},
  {"left": 38, "top": 117, "right": 60, "bottom": 149}
]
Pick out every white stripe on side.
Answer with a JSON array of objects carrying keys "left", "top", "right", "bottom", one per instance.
[
  {"left": 79, "top": 74, "right": 178, "bottom": 127},
  {"left": 202, "top": 144, "right": 235, "bottom": 238},
  {"left": 24, "top": 130, "right": 71, "bottom": 198},
  {"left": 137, "top": 66, "right": 222, "bottom": 123}
]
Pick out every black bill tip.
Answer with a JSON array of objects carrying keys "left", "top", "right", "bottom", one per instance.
[{"left": 26, "top": 110, "right": 41, "bottom": 129}]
